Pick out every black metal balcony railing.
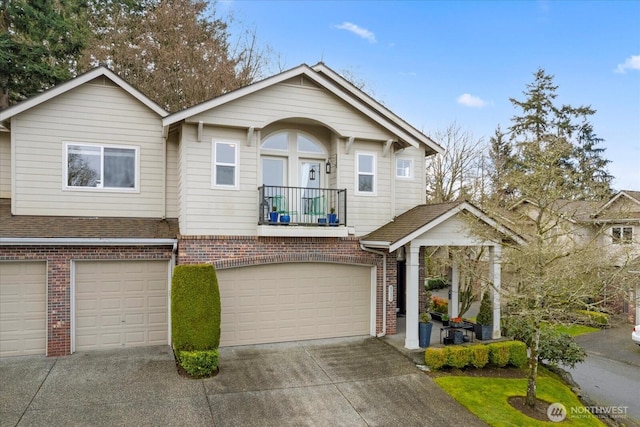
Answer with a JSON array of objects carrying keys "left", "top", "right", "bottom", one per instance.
[{"left": 258, "top": 185, "right": 347, "bottom": 226}]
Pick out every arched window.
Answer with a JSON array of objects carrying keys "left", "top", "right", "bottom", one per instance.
[{"left": 260, "top": 130, "right": 326, "bottom": 188}]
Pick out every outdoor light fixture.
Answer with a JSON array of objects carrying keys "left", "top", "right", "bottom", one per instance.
[
  {"left": 325, "top": 154, "right": 337, "bottom": 174},
  {"left": 309, "top": 166, "right": 316, "bottom": 181}
]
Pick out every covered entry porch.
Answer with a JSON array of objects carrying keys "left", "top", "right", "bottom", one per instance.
[{"left": 361, "top": 201, "right": 524, "bottom": 350}]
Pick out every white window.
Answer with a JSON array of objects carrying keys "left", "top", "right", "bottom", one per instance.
[
  {"left": 396, "top": 158, "right": 413, "bottom": 178},
  {"left": 65, "top": 143, "right": 137, "bottom": 190},
  {"left": 612, "top": 227, "right": 633, "bottom": 244},
  {"left": 213, "top": 141, "right": 238, "bottom": 188},
  {"left": 356, "top": 153, "right": 376, "bottom": 194}
]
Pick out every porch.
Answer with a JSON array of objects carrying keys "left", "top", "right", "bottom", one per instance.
[{"left": 258, "top": 185, "right": 347, "bottom": 227}]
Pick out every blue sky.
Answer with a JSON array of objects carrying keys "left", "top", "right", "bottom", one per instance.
[{"left": 224, "top": 0, "right": 640, "bottom": 191}]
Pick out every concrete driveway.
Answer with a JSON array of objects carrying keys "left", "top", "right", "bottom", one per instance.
[{"left": 1, "top": 336, "right": 485, "bottom": 427}]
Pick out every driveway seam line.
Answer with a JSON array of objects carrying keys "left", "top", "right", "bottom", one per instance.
[
  {"left": 201, "top": 379, "right": 218, "bottom": 426},
  {"left": 16, "top": 356, "right": 58, "bottom": 425}
]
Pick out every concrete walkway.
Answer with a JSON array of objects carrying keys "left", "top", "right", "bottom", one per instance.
[{"left": 0, "top": 337, "right": 486, "bottom": 427}]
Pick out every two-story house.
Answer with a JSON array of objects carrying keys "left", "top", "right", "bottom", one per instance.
[{"left": 0, "top": 64, "right": 515, "bottom": 357}]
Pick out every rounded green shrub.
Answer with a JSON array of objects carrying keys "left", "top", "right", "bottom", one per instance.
[
  {"left": 469, "top": 345, "right": 489, "bottom": 368},
  {"left": 488, "top": 343, "right": 510, "bottom": 367},
  {"left": 177, "top": 349, "right": 219, "bottom": 378},
  {"left": 506, "top": 341, "right": 528, "bottom": 368},
  {"left": 172, "top": 264, "right": 221, "bottom": 351},
  {"left": 424, "top": 347, "right": 447, "bottom": 370},
  {"left": 446, "top": 346, "right": 470, "bottom": 369}
]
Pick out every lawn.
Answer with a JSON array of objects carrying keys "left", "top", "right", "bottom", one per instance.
[
  {"left": 434, "top": 374, "right": 605, "bottom": 426},
  {"left": 554, "top": 324, "right": 599, "bottom": 337}
]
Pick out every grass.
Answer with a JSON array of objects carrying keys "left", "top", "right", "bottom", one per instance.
[
  {"left": 434, "top": 374, "right": 605, "bottom": 426},
  {"left": 553, "top": 324, "right": 599, "bottom": 337}
]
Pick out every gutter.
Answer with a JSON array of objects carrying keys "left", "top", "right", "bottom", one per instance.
[
  {"left": 0, "top": 238, "right": 178, "bottom": 246},
  {"left": 360, "top": 243, "right": 388, "bottom": 338}
]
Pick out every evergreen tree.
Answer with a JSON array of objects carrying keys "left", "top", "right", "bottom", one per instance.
[
  {"left": 0, "top": 0, "right": 90, "bottom": 106},
  {"left": 487, "top": 125, "right": 515, "bottom": 205}
]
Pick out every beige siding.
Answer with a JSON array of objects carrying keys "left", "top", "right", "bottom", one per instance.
[
  {"left": 12, "top": 82, "right": 165, "bottom": 217},
  {"left": 394, "top": 147, "right": 426, "bottom": 215},
  {"left": 180, "top": 124, "right": 259, "bottom": 235},
  {"left": 165, "top": 135, "right": 179, "bottom": 218},
  {"left": 0, "top": 132, "right": 9, "bottom": 198},
  {"left": 190, "top": 82, "right": 394, "bottom": 141}
]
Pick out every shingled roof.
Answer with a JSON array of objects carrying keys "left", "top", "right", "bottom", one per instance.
[
  {"left": 0, "top": 199, "right": 178, "bottom": 239},
  {"left": 361, "top": 201, "right": 465, "bottom": 245}
]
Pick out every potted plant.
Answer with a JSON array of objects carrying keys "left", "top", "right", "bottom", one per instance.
[
  {"left": 327, "top": 207, "right": 338, "bottom": 225},
  {"left": 475, "top": 291, "right": 493, "bottom": 340},
  {"left": 269, "top": 205, "right": 279, "bottom": 224},
  {"left": 450, "top": 317, "right": 464, "bottom": 328},
  {"left": 441, "top": 313, "right": 450, "bottom": 326},
  {"left": 419, "top": 312, "right": 433, "bottom": 348}
]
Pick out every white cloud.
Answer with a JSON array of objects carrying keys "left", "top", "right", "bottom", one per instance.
[
  {"left": 334, "top": 22, "right": 376, "bottom": 43},
  {"left": 614, "top": 55, "right": 640, "bottom": 73},
  {"left": 456, "top": 93, "right": 486, "bottom": 108}
]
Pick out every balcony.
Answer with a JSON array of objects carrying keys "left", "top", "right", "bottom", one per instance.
[{"left": 257, "top": 186, "right": 349, "bottom": 237}]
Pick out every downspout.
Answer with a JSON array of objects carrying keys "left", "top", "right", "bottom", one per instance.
[{"left": 360, "top": 244, "right": 388, "bottom": 337}]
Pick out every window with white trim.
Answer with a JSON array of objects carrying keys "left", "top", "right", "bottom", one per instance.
[
  {"left": 396, "top": 158, "right": 413, "bottom": 178},
  {"left": 65, "top": 143, "right": 137, "bottom": 190},
  {"left": 213, "top": 141, "right": 238, "bottom": 187},
  {"left": 356, "top": 152, "right": 376, "bottom": 194},
  {"left": 612, "top": 226, "right": 633, "bottom": 244}
]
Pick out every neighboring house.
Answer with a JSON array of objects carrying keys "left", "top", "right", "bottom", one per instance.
[
  {"left": 0, "top": 64, "right": 516, "bottom": 357},
  {"left": 508, "top": 191, "right": 640, "bottom": 324}
]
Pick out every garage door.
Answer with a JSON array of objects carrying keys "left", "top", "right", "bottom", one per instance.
[
  {"left": 0, "top": 262, "right": 47, "bottom": 357},
  {"left": 216, "top": 263, "right": 372, "bottom": 346},
  {"left": 75, "top": 260, "right": 169, "bottom": 351}
]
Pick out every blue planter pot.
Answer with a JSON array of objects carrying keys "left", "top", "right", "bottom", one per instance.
[
  {"left": 327, "top": 213, "right": 338, "bottom": 225},
  {"left": 318, "top": 218, "right": 327, "bottom": 225},
  {"left": 419, "top": 322, "right": 433, "bottom": 348},
  {"left": 280, "top": 214, "right": 290, "bottom": 224},
  {"left": 269, "top": 212, "right": 279, "bottom": 224}
]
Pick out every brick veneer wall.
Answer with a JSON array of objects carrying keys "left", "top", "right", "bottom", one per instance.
[
  {"left": 177, "top": 235, "right": 395, "bottom": 335},
  {"left": 0, "top": 245, "right": 173, "bottom": 356}
]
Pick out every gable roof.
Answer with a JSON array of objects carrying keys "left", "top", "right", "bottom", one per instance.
[
  {"left": 0, "top": 67, "right": 168, "bottom": 123},
  {"left": 595, "top": 190, "right": 640, "bottom": 218},
  {"left": 361, "top": 201, "right": 524, "bottom": 251},
  {"left": 163, "top": 63, "right": 443, "bottom": 155}
]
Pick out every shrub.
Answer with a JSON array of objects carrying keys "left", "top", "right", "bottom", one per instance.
[
  {"left": 426, "top": 277, "right": 448, "bottom": 290},
  {"left": 488, "top": 343, "right": 510, "bottom": 367},
  {"left": 431, "top": 296, "right": 448, "bottom": 314},
  {"left": 576, "top": 309, "right": 609, "bottom": 326},
  {"left": 447, "top": 346, "right": 470, "bottom": 369},
  {"left": 177, "top": 349, "right": 219, "bottom": 378},
  {"left": 476, "top": 291, "right": 493, "bottom": 326},
  {"left": 469, "top": 345, "right": 489, "bottom": 368},
  {"left": 171, "top": 264, "right": 221, "bottom": 351},
  {"left": 424, "top": 347, "right": 447, "bottom": 370},
  {"left": 505, "top": 341, "right": 527, "bottom": 368}
]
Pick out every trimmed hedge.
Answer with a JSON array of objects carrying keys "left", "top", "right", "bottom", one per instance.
[
  {"left": 171, "top": 264, "right": 221, "bottom": 351},
  {"left": 424, "top": 341, "right": 527, "bottom": 370},
  {"left": 177, "top": 349, "right": 219, "bottom": 378},
  {"left": 576, "top": 310, "right": 609, "bottom": 326}
]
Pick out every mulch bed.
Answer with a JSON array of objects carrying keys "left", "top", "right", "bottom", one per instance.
[{"left": 508, "top": 396, "right": 554, "bottom": 422}]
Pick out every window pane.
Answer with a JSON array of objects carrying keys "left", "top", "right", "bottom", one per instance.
[
  {"left": 67, "top": 145, "right": 100, "bottom": 187},
  {"left": 262, "top": 132, "right": 288, "bottom": 150},
  {"left": 217, "top": 165, "right": 235, "bottom": 186},
  {"left": 262, "top": 158, "right": 285, "bottom": 186},
  {"left": 358, "top": 154, "right": 374, "bottom": 173},
  {"left": 104, "top": 148, "right": 135, "bottom": 188},
  {"left": 216, "top": 143, "right": 236, "bottom": 163},
  {"left": 358, "top": 175, "right": 373, "bottom": 192},
  {"left": 298, "top": 134, "right": 323, "bottom": 153},
  {"left": 396, "top": 159, "right": 411, "bottom": 177}
]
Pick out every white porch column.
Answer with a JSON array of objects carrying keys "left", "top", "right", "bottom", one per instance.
[
  {"left": 489, "top": 245, "right": 502, "bottom": 339},
  {"left": 450, "top": 261, "right": 460, "bottom": 318},
  {"left": 404, "top": 243, "right": 420, "bottom": 349}
]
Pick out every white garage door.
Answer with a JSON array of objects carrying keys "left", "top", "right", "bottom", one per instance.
[
  {"left": 216, "top": 263, "right": 372, "bottom": 347},
  {"left": 0, "top": 262, "right": 47, "bottom": 357},
  {"left": 75, "top": 260, "right": 169, "bottom": 351}
]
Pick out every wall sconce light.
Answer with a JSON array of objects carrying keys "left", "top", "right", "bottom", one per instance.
[
  {"left": 325, "top": 155, "right": 337, "bottom": 174},
  {"left": 309, "top": 166, "right": 316, "bottom": 181},
  {"left": 396, "top": 246, "right": 405, "bottom": 261}
]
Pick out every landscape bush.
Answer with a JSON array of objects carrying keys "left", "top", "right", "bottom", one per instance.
[
  {"left": 426, "top": 277, "right": 448, "bottom": 290},
  {"left": 424, "top": 341, "right": 526, "bottom": 371},
  {"left": 176, "top": 349, "right": 220, "bottom": 377},
  {"left": 576, "top": 309, "right": 609, "bottom": 326},
  {"left": 171, "top": 264, "right": 221, "bottom": 351}
]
